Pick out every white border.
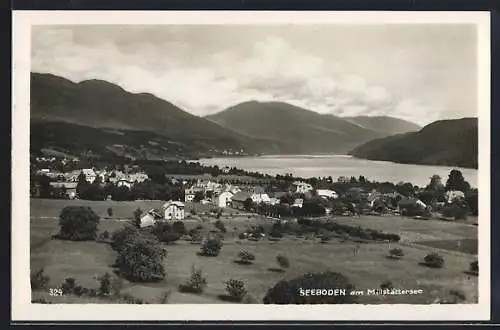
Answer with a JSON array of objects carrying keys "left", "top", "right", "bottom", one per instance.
[{"left": 12, "top": 10, "right": 491, "bottom": 321}]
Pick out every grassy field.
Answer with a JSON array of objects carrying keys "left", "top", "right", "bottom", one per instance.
[{"left": 30, "top": 198, "right": 479, "bottom": 304}]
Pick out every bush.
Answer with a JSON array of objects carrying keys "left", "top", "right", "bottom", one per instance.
[
  {"left": 238, "top": 232, "right": 247, "bottom": 240},
  {"left": 115, "top": 237, "right": 167, "bottom": 282},
  {"left": 56, "top": 206, "right": 100, "bottom": 241},
  {"left": 97, "top": 272, "right": 123, "bottom": 296},
  {"left": 388, "top": 248, "right": 404, "bottom": 259},
  {"left": 276, "top": 255, "right": 290, "bottom": 270},
  {"left": 215, "top": 220, "right": 227, "bottom": 233},
  {"left": 179, "top": 265, "right": 207, "bottom": 294},
  {"left": 107, "top": 207, "right": 113, "bottom": 217},
  {"left": 110, "top": 225, "right": 140, "bottom": 252},
  {"left": 470, "top": 260, "right": 478, "bottom": 274},
  {"left": 199, "top": 235, "right": 223, "bottom": 257},
  {"left": 224, "top": 279, "right": 247, "bottom": 302},
  {"left": 263, "top": 271, "right": 358, "bottom": 304},
  {"left": 98, "top": 230, "right": 110, "bottom": 242},
  {"left": 423, "top": 252, "right": 445, "bottom": 268},
  {"left": 133, "top": 207, "right": 143, "bottom": 228},
  {"left": 238, "top": 250, "right": 256, "bottom": 264},
  {"left": 380, "top": 280, "right": 393, "bottom": 290},
  {"left": 61, "top": 277, "right": 77, "bottom": 294},
  {"left": 172, "top": 221, "right": 187, "bottom": 235},
  {"left": 153, "top": 222, "right": 181, "bottom": 244},
  {"left": 30, "top": 268, "right": 50, "bottom": 290}
]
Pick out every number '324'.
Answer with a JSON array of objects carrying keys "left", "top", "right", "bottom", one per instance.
[{"left": 49, "top": 288, "right": 63, "bottom": 296}]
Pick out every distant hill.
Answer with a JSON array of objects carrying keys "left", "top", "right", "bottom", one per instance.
[
  {"left": 205, "top": 101, "right": 408, "bottom": 154},
  {"left": 343, "top": 116, "right": 421, "bottom": 135},
  {"left": 348, "top": 118, "right": 478, "bottom": 169},
  {"left": 30, "top": 73, "right": 284, "bottom": 159}
]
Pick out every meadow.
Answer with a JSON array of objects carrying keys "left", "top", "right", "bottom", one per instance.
[{"left": 30, "top": 199, "right": 479, "bottom": 304}]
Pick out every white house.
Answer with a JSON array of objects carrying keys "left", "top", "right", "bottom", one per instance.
[
  {"left": 139, "top": 209, "right": 163, "bottom": 228},
  {"left": 445, "top": 190, "right": 465, "bottom": 204},
  {"left": 293, "top": 181, "right": 313, "bottom": 194},
  {"left": 117, "top": 179, "right": 133, "bottom": 189},
  {"left": 252, "top": 192, "right": 271, "bottom": 204},
  {"left": 214, "top": 191, "right": 233, "bottom": 208},
  {"left": 316, "top": 189, "right": 338, "bottom": 199},
  {"left": 163, "top": 201, "right": 185, "bottom": 220},
  {"left": 82, "top": 168, "right": 97, "bottom": 183}
]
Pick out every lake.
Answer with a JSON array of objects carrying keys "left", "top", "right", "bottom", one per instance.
[{"left": 194, "top": 155, "right": 478, "bottom": 188}]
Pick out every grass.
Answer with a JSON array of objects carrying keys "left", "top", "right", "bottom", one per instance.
[
  {"left": 30, "top": 198, "right": 479, "bottom": 304},
  {"left": 416, "top": 238, "right": 478, "bottom": 254}
]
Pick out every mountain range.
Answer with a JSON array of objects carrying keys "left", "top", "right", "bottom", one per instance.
[
  {"left": 29, "top": 72, "right": 476, "bottom": 169},
  {"left": 348, "top": 117, "right": 478, "bottom": 169}
]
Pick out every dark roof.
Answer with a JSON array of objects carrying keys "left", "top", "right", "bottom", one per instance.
[{"left": 231, "top": 191, "right": 252, "bottom": 202}]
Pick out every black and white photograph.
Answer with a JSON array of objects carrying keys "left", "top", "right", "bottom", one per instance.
[{"left": 12, "top": 11, "right": 490, "bottom": 321}]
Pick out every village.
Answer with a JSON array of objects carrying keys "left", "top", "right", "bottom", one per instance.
[{"left": 31, "top": 155, "right": 475, "bottom": 227}]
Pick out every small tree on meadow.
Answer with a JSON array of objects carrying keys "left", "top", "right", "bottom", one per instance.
[
  {"left": 133, "top": 207, "right": 143, "bottom": 228},
  {"left": 237, "top": 250, "right": 256, "bottom": 265},
  {"left": 200, "top": 235, "right": 223, "bottom": 257},
  {"left": 107, "top": 207, "right": 113, "bottom": 217},
  {"left": 388, "top": 248, "right": 405, "bottom": 259},
  {"left": 215, "top": 220, "right": 227, "bottom": 233},
  {"left": 110, "top": 225, "right": 140, "bottom": 252},
  {"left": 179, "top": 265, "right": 207, "bottom": 294},
  {"left": 422, "top": 252, "right": 445, "bottom": 268},
  {"left": 470, "top": 260, "right": 478, "bottom": 275},
  {"left": 30, "top": 268, "right": 50, "bottom": 290},
  {"left": 276, "top": 255, "right": 290, "bottom": 270},
  {"left": 172, "top": 221, "right": 187, "bottom": 235},
  {"left": 224, "top": 279, "right": 247, "bottom": 302},
  {"left": 56, "top": 206, "right": 100, "bottom": 241}
]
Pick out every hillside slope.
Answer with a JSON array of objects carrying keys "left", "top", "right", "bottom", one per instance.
[
  {"left": 348, "top": 118, "right": 478, "bottom": 168},
  {"left": 206, "top": 101, "right": 392, "bottom": 154},
  {"left": 343, "top": 116, "right": 421, "bottom": 135},
  {"left": 30, "top": 73, "right": 284, "bottom": 158}
]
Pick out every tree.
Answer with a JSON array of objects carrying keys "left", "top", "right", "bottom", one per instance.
[
  {"left": 263, "top": 271, "right": 358, "bottom": 304},
  {"left": 193, "top": 191, "right": 204, "bottom": 202},
  {"left": 445, "top": 170, "right": 471, "bottom": 193},
  {"left": 115, "top": 237, "right": 167, "bottom": 282},
  {"left": 110, "top": 225, "right": 141, "bottom": 252},
  {"left": 56, "top": 206, "right": 100, "bottom": 241},
  {"left": 423, "top": 252, "right": 445, "bottom": 268},
  {"left": 200, "top": 235, "right": 223, "bottom": 257}
]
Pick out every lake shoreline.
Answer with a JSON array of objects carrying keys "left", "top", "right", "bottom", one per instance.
[{"left": 192, "top": 154, "right": 478, "bottom": 188}]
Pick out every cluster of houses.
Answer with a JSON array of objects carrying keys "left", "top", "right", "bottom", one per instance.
[
  {"left": 37, "top": 167, "right": 149, "bottom": 199},
  {"left": 182, "top": 179, "right": 340, "bottom": 211}
]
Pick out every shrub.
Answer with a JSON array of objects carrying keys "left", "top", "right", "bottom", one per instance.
[
  {"left": 200, "top": 235, "right": 223, "bottom": 257},
  {"left": 380, "top": 280, "right": 393, "bottom": 290},
  {"left": 98, "top": 230, "right": 110, "bottom": 242},
  {"left": 263, "top": 271, "right": 358, "bottom": 304},
  {"left": 61, "top": 277, "right": 77, "bottom": 294},
  {"left": 423, "top": 252, "right": 445, "bottom": 268},
  {"left": 238, "top": 232, "right": 247, "bottom": 240},
  {"left": 30, "top": 268, "right": 50, "bottom": 290},
  {"left": 56, "top": 206, "right": 100, "bottom": 241},
  {"left": 470, "top": 260, "right": 478, "bottom": 274},
  {"left": 110, "top": 225, "right": 140, "bottom": 252},
  {"left": 179, "top": 265, "right": 207, "bottom": 294},
  {"left": 388, "top": 248, "right": 404, "bottom": 259},
  {"left": 107, "top": 207, "right": 113, "bottom": 217},
  {"left": 96, "top": 272, "right": 123, "bottom": 296},
  {"left": 172, "top": 221, "right": 187, "bottom": 235},
  {"left": 224, "top": 279, "right": 247, "bottom": 302},
  {"left": 238, "top": 250, "right": 256, "bottom": 264},
  {"left": 276, "top": 255, "right": 290, "bottom": 270},
  {"left": 215, "top": 220, "right": 227, "bottom": 233},
  {"left": 115, "top": 237, "right": 167, "bottom": 282},
  {"left": 153, "top": 222, "right": 181, "bottom": 244},
  {"left": 133, "top": 207, "right": 143, "bottom": 228}
]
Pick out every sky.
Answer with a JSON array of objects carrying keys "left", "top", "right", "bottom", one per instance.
[{"left": 31, "top": 24, "right": 478, "bottom": 126}]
